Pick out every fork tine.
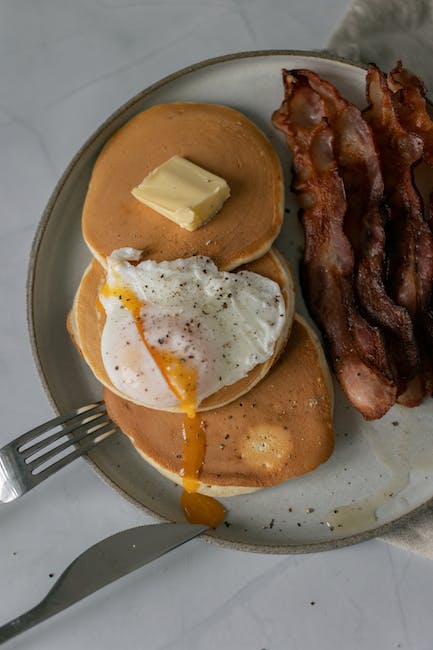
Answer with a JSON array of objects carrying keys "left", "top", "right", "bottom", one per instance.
[
  {"left": 14, "top": 402, "right": 105, "bottom": 450},
  {"left": 31, "top": 423, "right": 119, "bottom": 483},
  {"left": 28, "top": 416, "right": 114, "bottom": 470},
  {"left": 20, "top": 412, "right": 109, "bottom": 461}
]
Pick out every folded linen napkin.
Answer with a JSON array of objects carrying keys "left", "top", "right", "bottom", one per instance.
[{"left": 328, "top": 0, "right": 433, "bottom": 558}]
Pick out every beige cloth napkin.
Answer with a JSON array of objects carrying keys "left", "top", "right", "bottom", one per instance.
[
  {"left": 327, "top": 0, "right": 433, "bottom": 558},
  {"left": 328, "top": 0, "right": 433, "bottom": 91}
]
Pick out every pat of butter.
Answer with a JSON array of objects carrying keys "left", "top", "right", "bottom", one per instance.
[{"left": 131, "top": 155, "right": 230, "bottom": 231}]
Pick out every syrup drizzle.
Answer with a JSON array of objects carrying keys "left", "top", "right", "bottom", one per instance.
[{"left": 101, "top": 277, "right": 225, "bottom": 528}]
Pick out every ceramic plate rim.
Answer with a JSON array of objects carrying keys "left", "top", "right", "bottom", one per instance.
[{"left": 26, "top": 49, "right": 432, "bottom": 554}]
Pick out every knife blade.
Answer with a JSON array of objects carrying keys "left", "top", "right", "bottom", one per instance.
[{"left": 0, "top": 522, "right": 207, "bottom": 645}]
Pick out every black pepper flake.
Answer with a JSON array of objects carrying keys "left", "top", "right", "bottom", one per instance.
[
  {"left": 225, "top": 434, "right": 230, "bottom": 439},
  {"left": 224, "top": 521, "right": 232, "bottom": 528},
  {"left": 115, "top": 365, "right": 119, "bottom": 370},
  {"left": 269, "top": 518, "right": 275, "bottom": 529},
  {"left": 310, "top": 601, "right": 315, "bottom": 606},
  {"left": 392, "top": 421, "right": 399, "bottom": 427}
]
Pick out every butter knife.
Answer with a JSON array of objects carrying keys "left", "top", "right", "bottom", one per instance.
[{"left": 0, "top": 522, "right": 207, "bottom": 645}]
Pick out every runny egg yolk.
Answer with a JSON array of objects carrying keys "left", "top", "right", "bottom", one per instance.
[
  {"left": 100, "top": 278, "right": 225, "bottom": 528},
  {"left": 100, "top": 281, "right": 197, "bottom": 417},
  {"left": 180, "top": 415, "right": 226, "bottom": 529}
]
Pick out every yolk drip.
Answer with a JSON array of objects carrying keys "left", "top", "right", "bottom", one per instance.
[
  {"left": 180, "top": 414, "right": 206, "bottom": 493},
  {"left": 100, "top": 281, "right": 197, "bottom": 417},
  {"left": 181, "top": 489, "right": 226, "bottom": 529},
  {"left": 100, "top": 277, "right": 225, "bottom": 528},
  {"left": 155, "top": 352, "right": 197, "bottom": 419},
  {"left": 180, "top": 414, "right": 225, "bottom": 528}
]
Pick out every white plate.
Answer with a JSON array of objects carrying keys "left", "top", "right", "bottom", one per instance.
[{"left": 28, "top": 51, "right": 433, "bottom": 553}]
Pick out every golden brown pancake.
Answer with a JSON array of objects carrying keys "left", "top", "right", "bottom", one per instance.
[
  {"left": 82, "top": 103, "right": 284, "bottom": 270},
  {"left": 104, "top": 316, "right": 335, "bottom": 496},
  {"left": 67, "top": 247, "right": 295, "bottom": 413}
]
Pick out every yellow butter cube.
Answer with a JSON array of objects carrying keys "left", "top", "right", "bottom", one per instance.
[{"left": 131, "top": 155, "right": 231, "bottom": 231}]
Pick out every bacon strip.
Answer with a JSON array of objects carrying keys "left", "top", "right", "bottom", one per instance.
[
  {"left": 272, "top": 72, "right": 396, "bottom": 419},
  {"left": 363, "top": 64, "right": 433, "bottom": 405},
  {"left": 387, "top": 61, "right": 433, "bottom": 166},
  {"left": 296, "top": 69, "right": 418, "bottom": 385},
  {"left": 387, "top": 62, "right": 433, "bottom": 367}
]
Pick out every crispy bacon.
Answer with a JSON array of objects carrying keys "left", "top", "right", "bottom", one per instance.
[
  {"left": 387, "top": 62, "right": 433, "bottom": 368},
  {"left": 272, "top": 72, "right": 396, "bottom": 419},
  {"left": 387, "top": 61, "right": 433, "bottom": 166},
  {"left": 296, "top": 69, "right": 418, "bottom": 385},
  {"left": 363, "top": 64, "right": 433, "bottom": 405}
]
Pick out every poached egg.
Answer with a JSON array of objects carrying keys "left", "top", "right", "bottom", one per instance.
[{"left": 99, "top": 248, "right": 286, "bottom": 414}]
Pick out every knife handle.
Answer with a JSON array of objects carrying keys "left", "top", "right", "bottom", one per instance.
[
  {"left": 0, "top": 600, "right": 53, "bottom": 644},
  {"left": 0, "top": 523, "right": 207, "bottom": 645}
]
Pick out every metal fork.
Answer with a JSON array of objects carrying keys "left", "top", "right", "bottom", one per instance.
[{"left": 0, "top": 402, "right": 118, "bottom": 503}]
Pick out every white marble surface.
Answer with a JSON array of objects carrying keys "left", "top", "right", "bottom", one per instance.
[{"left": 2, "top": 1, "right": 433, "bottom": 648}]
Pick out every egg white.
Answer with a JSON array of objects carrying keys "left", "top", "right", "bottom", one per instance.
[{"left": 99, "top": 248, "right": 286, "bottom": 410}]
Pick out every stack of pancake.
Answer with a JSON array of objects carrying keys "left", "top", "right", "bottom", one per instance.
[{"left": 68, "top": 102, "right": 334, "bottom": 499}]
